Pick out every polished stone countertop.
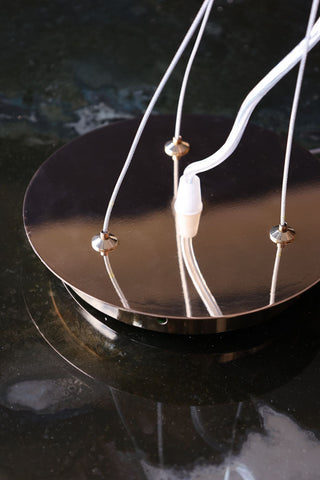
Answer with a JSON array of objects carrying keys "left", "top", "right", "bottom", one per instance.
[{"left": 1, "top": 1, "right": 320, "bottom": 479}]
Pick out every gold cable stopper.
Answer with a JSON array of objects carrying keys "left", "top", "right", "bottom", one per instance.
[
  {"left": 269, "top": 223, "right": 296, "bottom": 245},
  {"left": 91, "top": 231, "right": 118, "bottom": 256},
  {"left": 164, "top": 136, "right": 190, "bottom": 160}
]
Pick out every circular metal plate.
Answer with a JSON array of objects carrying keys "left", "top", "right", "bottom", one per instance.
[{"left": 23, "top": 115, "right": 320, "bottom": 333}]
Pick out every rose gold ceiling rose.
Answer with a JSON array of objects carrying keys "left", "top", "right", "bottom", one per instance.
[{"left": 23, "top": 115, "right": 320, "bottom": 334}]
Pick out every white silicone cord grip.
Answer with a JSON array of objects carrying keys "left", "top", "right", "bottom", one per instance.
[{"left": 174, "top": 174, "right": 203, "bottom": 238}]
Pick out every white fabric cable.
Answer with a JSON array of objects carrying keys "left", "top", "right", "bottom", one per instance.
[
  {"left": 181, "top": 16, "right": 320, "bottom": 181},
  {"left": 173, "top": 0, "right": 214, "bottom": 317},
  {"left": 173, "top": 156, "right": 179, "bottom": 198},
  {"left": 172, "top": 0, "right": 214, "bottom": 199},
  {"left": 104, "top": 256, "right": 130, "bottom": 309},
  {"left": 101, "top": 1, "right": 213, "bottom": 315},
  {"left": 174, "top": 0, "right": 215, "bottom": 139},
  {"left": 175, "top": 225, "right": 192, "bottom": 317},
  {"left": 181, "top": 236, "right": 222, "bottom": 316},
  {"left": 269, "top": 243, "right": 283, "bottom": 305},
  {"left": 102, "top": 0, "right": 212, "bottom": 233},
  {"left": 280, "top": 0, "right": 320, "bottom": 226}
]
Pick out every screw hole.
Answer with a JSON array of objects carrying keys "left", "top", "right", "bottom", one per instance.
[{"left": 158, "top": 318, "right": 168, "bottom": 326}]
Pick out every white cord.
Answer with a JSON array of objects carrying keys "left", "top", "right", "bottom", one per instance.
[
  {"left": 102, "top": 0, "right": 211, "bottom": 233},
  {"left": 176, "top": 231, "right": 192, "bottom": 317},
  {"left": 269, "top": 243, "right": 283, "bottom": 305},
  {"left": 181, "top": 236, "right": 222, "bottom": 316},
  {"left": 182, "top": 16, "right": 320, "bottom": 181},
  {"left": 173, "top": 156, "right": 179, "bottom": 198},
  {"left": 174, "top": 0, "right": 215, "bottom": 139},
  {"left": 172, "top": 2, "right": 214, "bottom": 316},
  {"left": 280, "top": 0, "right": 320, "bottom": 226},
  {"left": 102, "top": 2, "right": 213, "bottom": 315},
  {"left": 104, "top": 256, "right": 130, "bottom": 309}
]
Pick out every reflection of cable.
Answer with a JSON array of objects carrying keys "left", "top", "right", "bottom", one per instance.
[
  {"left": 157, "top": 403, "right": 164, "bottom": 467},
  {"left": 230, "top": 464, "right": 256, "bottom": 480},
  {"left": 109, "top": 387, "right": 145, "bottom": 461},
  {"left": 111, "top": 388, "right": 165, "bottom": 478},
  {"left": 269, "top": 244, "right": 283, "bottom": 305},
  {"left": 191, "top": 403, "right": 256, "bottom": 480},
  {"left": 190, "top": 406, "right": 224, "bottom": 451},
  {"left": 181, "top": 237, "right": 222, "bottom": 316},
  {"left": 102, "top": 0, "right": 212, "bottom": 234},
  {"left": 224, "top": 402, "right": 243, "bottom": 480},
  {"left": 103, "top": 256, "right": 130, "bottom": 309},
  {"left": 309, "top": 147, "right": 320, "bottom": 154},
  {"left": 280, "top": 0, "right": 319, "bottom": 227}
]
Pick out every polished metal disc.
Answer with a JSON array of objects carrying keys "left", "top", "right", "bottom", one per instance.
[{"left": 23, "top": 115, "right": 320, "bottom": 334}]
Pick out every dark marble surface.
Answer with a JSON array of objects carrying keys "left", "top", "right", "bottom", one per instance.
[{"left": 1, "top": 1, "right": 320, "bottom": 479}]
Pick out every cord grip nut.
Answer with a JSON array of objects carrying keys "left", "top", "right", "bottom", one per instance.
[
  {"left": 164, "top": 136, "right": 190, "bottom": 159},
  {"left": 91, "top": 231, "right": 118, "bottom": 255}
]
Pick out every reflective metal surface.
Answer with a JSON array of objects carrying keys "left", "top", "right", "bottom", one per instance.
[
  {"left": 22, "top": 262, "right": 320, "bottom": 405},
  {"left": 23, "top": 115, "right": 320, "bottom": 333}
]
